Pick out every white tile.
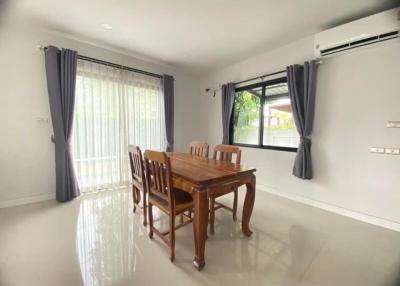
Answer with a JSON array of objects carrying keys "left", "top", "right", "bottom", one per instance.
[{"left": 0, "top": 189, "right": 399, "bottom": 286}]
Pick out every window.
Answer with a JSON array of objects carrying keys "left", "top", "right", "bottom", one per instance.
[
  {"left": 72, "top": 59, "right": 165, "bottom": 192},
  {"left": 230, "top": 77, "right": 299, "bottom": 151}
]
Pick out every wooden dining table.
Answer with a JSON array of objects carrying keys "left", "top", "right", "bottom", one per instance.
[{"left": 167, "top": 152, "right": 256, "bottom": 270}]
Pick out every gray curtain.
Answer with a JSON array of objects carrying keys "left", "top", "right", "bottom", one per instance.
[
  {"left": 163, "top": 75, "right": 174, "bottom": 151},
  {"left": 286, "top": 60, "right": 317, "bottom": 179},
  {"left": 45, "top": 46, "right": 80, "bottom": 201},
  {"left": 221, "top": 83, "right": 235, "bottom": 144}
]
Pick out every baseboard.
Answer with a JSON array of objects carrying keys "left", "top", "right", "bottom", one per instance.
[
  {"left": 257, "top": 184, "right": 400, "bottom": 232},
  {"left": 0, "top": 193, "right": 55, "bottom": 209}
]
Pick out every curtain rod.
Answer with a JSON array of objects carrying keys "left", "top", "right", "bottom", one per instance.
[
  {"left": 204, "top": 59, "right": 323, "bottom": 96},
  {"left": 235, "top": 60, "right": 323, "bottom": 85},
  {"left": 39, "top": 45, "right": 163, "bottom": 79},
  {"left": 235, "top": 69, "right": 286, "bottom": 85}
]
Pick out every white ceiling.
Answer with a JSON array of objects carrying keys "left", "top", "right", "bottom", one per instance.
[{"left": 7, "top": 0, "right": 399, "bottom": 73}]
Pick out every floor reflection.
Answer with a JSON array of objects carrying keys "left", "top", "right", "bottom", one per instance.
[
  {"left": 76, "top": 189, "right": 139, "bottom": 286},
  {"left": 74, "top": 189, "right": 385, "bottom": 286},
  {"left": 177, "top": 208, "right": 325, "bottom": 286},
  {"left": 1, "top": 188, "right": 391, "bottom": 286}
]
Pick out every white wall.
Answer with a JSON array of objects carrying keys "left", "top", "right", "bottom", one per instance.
[
  {"left": 1, "top": 8, "right": 399, "bottom": 230},
  {"left": 199, "top": 36, "right": 400, "bottom": 224},
  {"left": 0, "top": 18, "right": 200, "bottom": 204}
]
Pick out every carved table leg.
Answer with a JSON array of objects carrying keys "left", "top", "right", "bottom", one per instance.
[
  {"left": 242, "top": 174, "right": 256, "bottom": 237},
  {"left": 192, "top": 187, "right": 209, "bottom": 270}
]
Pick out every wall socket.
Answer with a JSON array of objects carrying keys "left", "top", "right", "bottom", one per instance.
[
  {"left": 370, "top": 147, "right": 385, "bottom": 154},
  {"left": 385, "top": 148, "right": 400, "bottom": 155},
  {"left": 387, "top": 121, "right": 400, "bottom": 128},
  {"left": 370, "top": 147, "right": 400, "bottom": 155},
  {"left": 36, "top": 117, "right": 49, "bottom": 124}
]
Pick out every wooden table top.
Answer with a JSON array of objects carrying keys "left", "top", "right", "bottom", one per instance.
[{"left": 167, "top": 152, "right": 256, "bottom": 185}]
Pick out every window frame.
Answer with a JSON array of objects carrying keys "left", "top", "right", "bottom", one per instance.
[{"left": 229, "top": 76, "right": 298, "bottom": 153}]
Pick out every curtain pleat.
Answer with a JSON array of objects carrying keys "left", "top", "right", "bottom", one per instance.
[
  {"left": 72, "top": 60, "right": 165, "bottom": 193},
  {"left": 221, "top": 83, "right": 235, "bottom": 144},
  {"left": 44, "top": 46, "right": 80, "bottom": 202},
  {"left": 162, "top": 75, "right": 174, "bottom": 151},
  {"left": 286, "top": 60, "right": 317, "bottom": 179}
]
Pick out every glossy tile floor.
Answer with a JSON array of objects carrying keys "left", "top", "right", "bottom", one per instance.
[{"left": 1, "top": 189, "right": 400, "bottom": 286}]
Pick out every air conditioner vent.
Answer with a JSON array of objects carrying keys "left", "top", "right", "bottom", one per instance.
[{"left": 320, "top": 30, "right": 399, "bottom": 56}]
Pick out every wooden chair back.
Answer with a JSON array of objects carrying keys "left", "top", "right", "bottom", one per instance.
[
  {"left": 143, "top": 150, "right": 173, "bottom": 206},
  {"left": 128, "top": 145, "right": 146, "bottom": 189},
  {"left": 189, "top": 141, "right": 209, "bottom": 158},
  {"left": 213, "top": 144, "right": 242, "bottom": 164}
]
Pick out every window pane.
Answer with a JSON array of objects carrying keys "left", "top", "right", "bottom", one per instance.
[
  {"left": 263, "top": 82, "right": 299, "bottom": 147},
  {"left": 232, "top": 87, "right": 261, "bottom": 145}
]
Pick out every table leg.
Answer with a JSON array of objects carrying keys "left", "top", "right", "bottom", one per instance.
[
  {"left": 192, "top": 187, "right": 208, "bottom": 270},
  {"left": 242, "top": 174, "right": 256, "bottom": 237}
]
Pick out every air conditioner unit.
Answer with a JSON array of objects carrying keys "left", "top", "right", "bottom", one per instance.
[{"left": 314, "top": 7, "right": 400, "bottom": 58}]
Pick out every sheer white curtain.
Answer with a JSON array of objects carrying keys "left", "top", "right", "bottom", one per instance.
[{"left": 72, "top": 59, "right": 165, "bottom": 193}]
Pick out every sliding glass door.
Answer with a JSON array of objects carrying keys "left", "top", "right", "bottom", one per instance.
[{"left": 72, "top": 59, "right": 165, "bottom": 192}]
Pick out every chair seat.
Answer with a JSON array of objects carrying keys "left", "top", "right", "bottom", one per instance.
[{"left": 149, "top": 189, "right": 194, "bottom": 215}]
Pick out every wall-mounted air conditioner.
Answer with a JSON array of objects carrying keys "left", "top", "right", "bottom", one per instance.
[{"left": 314, "top": 7, "right": 400, "bottom": 58}]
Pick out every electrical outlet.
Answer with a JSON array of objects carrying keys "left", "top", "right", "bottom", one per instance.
[
  {"left": 36, "top": 117, "right": 49, "bottom": 124},
  {"left": 370, "top": 147, "right": 385, "bottom": 154},
  {"left": 385, "top": 148, "right": 400, "bottom": 155},
  {"left": 387, "top": 121, "right": 400, "bottom": 128}
]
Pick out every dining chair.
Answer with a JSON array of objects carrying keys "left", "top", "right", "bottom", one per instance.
[
  {"left": 187, "top": 141, "right": 209, "bottom": 220},
  {"left": 144, "top": 150, "right": 194, "bottom": 261},
  {"left": 209, "top": 144, "right": 242, "bottom": 234},
  {"left": 189, "top": 141, "right": 209, "bottom": 158},
  {"left": 128, "top": 145, "right": 147, "bottom": 226}
]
